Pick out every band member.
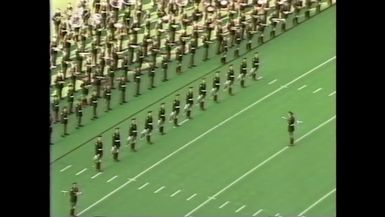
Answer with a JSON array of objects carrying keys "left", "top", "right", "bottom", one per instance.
[
  {"left": 189, "top": 39, "right": 197, "bottom": 68},
  {"left": 282, "top": 111, "right": 299, "bottom": 145},
  {"left": 112, "top": 128, "right": 121, "bottom": 161},
  {"left": 66, "top": 182, "right": 81, "bottom": 217},
  {"left": 158, "top": 103, "right": 166, "bottom": 135},
  {"left": 91, "top": 91, "right": 98, "bottom": 120},
  {"left": 117, "top": 77, "right": 126, "bottom": 104},
  {"left": 170, "top": 94, "right": 181, "bottom": 127},
  {"left": 203, "top": 35, "right": 210, "bottom": 61},
  {"left": 55, "top": 72, "right": 65, "bottom": 100},
  {"left": 239, "top": 58, "right": 248, "bottom": 87},
  {"left": 127, "top": 118, "right": 138, "bottom": 152},
  {"left": 94, "top": 135, "right": 103, "bottom": 172},
  {"left": 142, "top": 111, "right": 154, "bottom": 144},
  {"left": 75, "top": 100, "right": 83, "bottom": 128},
  {"left": 161, "top": 55, "right": 168, "bottom": 81},
  {"left": 198, "top": 78, "right": 207, "bottom": 110},
  {"left": 221, "top": 40, "right": 228, "bottom": 64},
  {"left": 185, "top": 87, "right": 194, "bottom": 119},
  {"left": 234, "top": 31, "right": 241, "bottom": 58},
  {"left": 67, "top": 84, "right": 75, "bottom": 114},
  {"left": 225, "top": 64, "right": 235, "bottom": 95},
  {"left": 134, "top": 66, "right": 141, "bottom": 97},
  {"left": 52, "top": 94, "right": 60, "bottom": 123},
  {"left": 251, "top": 52, "right": 260, "bottom": 80},
  {"left": 104, "top": 85, "right": 112, "bottom": 112},
  {"left": 148, "top": 64, "right": 156, "bottom": 89},
  {"left": 61, "top": 107, "right": 69, "bottom": 137},
  {"left": 212, "top": 71, "right": 221, "bottom": 102}
]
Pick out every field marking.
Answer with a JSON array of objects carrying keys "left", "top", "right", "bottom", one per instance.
[
  {"left": 235, "top": 205, "right": 246, "bottom": 213},
  {"left": 91, "top": 172, "right": 102, "bottom": 179},
  {"left": 275, "top": 213, "right": 281, "bottom": 216},
  {"left": 298, "top": 188, "right": 336, "bottom": 216},
  {"left": 60, "top": 165, "right": 72, "bottom": 172},
  {"left": 252, "top": 209, "right": 263, "bottom": 216},
  {"left": 297, "top": 85, "right": 307, "bottom": 90},
  {"left": 180, "top": 119, "right": 189, "bottom": 125},
  {"left": 154, "top": 186, "right": 165, "bottom": 193},
  {"left": 328, "top": 91, "right": 336, "bottom": 96},
  {"left": 219, "top": 201, "right": 230, "bottom": 209},
  {"left": 138, "top": 182, "right": 149, "bottom": 190},
  {"left": 107, "top": 175, "right": 118, "bottom": 183},
  {"left": 312, "top": 88, "right": 322, "bottom": 93},
  {"left": 170, "top": 190, "right": 181, "bottom": 197},
  {"left": 186, "top": 193, "right": 197, "bottom": 201},
  {"left": 77, "top": 56, "right": 336, "bottom": 216},
  {"left": 75, "top": 168, "right": 88, "bottom": 176},
  {"left": 184, "top": 115, "right": 336, "bottom": 217},
  {"left": 268, "top": 79, "right": 277, "bottom": 85}
]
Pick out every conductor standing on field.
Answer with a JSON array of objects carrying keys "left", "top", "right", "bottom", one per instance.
[
  {"left": 283, "top": 111, "right": 298, "bottom": 146},
  {"left": 64, "top": 182, "right": 81, "bottom": 217}
]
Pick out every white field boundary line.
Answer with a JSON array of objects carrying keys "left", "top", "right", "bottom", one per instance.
[
  {"left": 298, "top": 188, "right": 336, "bottom": 216},
  {"left": 77, "top": 56, "right": 336, "bottom": 216},
  {"left": 184, "top": 115, "right": 336, "bottom": 217}
]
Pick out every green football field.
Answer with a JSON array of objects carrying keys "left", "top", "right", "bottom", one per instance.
[{"left": 50, "top": 5, "right": 336, "bottom": 217}]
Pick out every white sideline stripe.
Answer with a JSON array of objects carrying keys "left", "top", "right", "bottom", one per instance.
[
  {"left": 328, "top": 91, "right": 336, "bottom": 96},
  {"left": 268, "top": 79, "right": 277, "bottom": 85},
  {"left": 313, "top": 88, "right": 322, "bottom": 93},
  {"left": 298, "top": 188, "right": 336, "bottom": 216},
  {"left": 107, "top": 175, "right": 118, "bottom": 183},
  {"left": 60, "top": 165, "right": 72, "bottom": 172},
  {"left": 184, "top": 115, "right": 336, "bottom": 217},
  {"left": 235, "top": 205, "right": 246, "bottom": 213},
  {"left": 154, "top": 186, "right": 165, "bottom": 193},
  {"left": 252, "top": 209, "right": 263, "bottom": 216},
  {"left": 170, "top": 190, "right": 181, "bottom": 197},
  {"left": 219, "top": 201, "right": 230, "bottom": 209},
  {"left": 186, "top": 193, "right": 197, "bottom": 201},
  {"left": 75, "top": 168, "right": 88, "bottom": 176},
  {"left": 77, "top": 56, "right": 336, "bottom": 216},
  {"left": 297, "top": 85, "right": 307, "bottom": 90},
  {"left": 138, "top": 182, "right": 149, "bottom": 190},
  {"left": 91, "top": 172, "right": 102, "bottom": 179}
]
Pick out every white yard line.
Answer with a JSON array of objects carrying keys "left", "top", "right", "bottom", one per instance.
[
  {"left": 252, "top": 209, "right": 263, "bottom": 216},
  {"left": 298, "top": 188, "right": 336, "bottom": 216},
  {"left": 328, "top": 91, "right": 336, "bottom": 96},
  {"left": 91, "top": 172, "right": 102, "bottom": 179},
  {"left": 297, "top": 85, "right": 307, "bottom": 90},
  {"left": 312, "top": 88, "right": 322, "bottom": 93},
  {"left": 219, "top": 201, "right": 230, "bottom": 209},
  {"left": 106, "top": 175, "right": 118, "bottom": 183},
  {"left": 170, "top": 190, "right": 181, "bottom": 197},
  {"left": 268, "top": 79, "right": 277, "bottom": 85},
  {"left": 154, "top": 186, "right": 165, "bottom": 194},
  {"left": 235, "top": 205, "right": 246, "bottom": 213},
  {"left": 138, "top": 182, "right": 149, "bottom": 190},
  {"left": 186, "top": 193, "right": 197, "bottom": 201},
  {"left": 75, "top": 168, "right": 88, "bottom": 176}
]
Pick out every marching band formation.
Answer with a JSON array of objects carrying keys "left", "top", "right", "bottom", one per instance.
[{"left": 50, "top": 0, "right": 333, "bottom": 165}]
